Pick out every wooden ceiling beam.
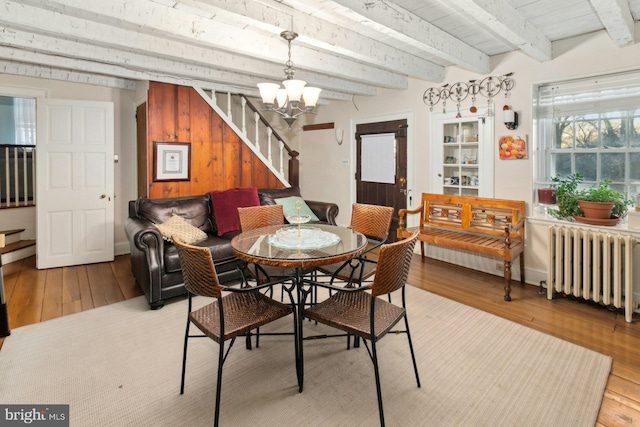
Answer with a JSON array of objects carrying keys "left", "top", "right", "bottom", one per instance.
[
  {"left": 301, "top": 0, "right": 490, "bottom": 74},
  {"left": 0, "top": 59, "right": 136, "bottom": 90},
  {"left": 589, "top": 0, "right": 635, "bottom": 46},
  {"left": 180, "top": 0, "right": 444, "bottom": 82},
  {"left": 449, "top": 0, "right": 552, "bottom": 62},
  {"left": 0, "top": 43, "right": 355, "bottom": 102},
  {"left": 0, "top": 27, "right": 357, "bottom": 101},
  {"left": 8, "top": 0, "right": 407, "bottom": 89}
]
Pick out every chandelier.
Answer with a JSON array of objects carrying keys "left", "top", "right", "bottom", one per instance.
[{"left": 257, "top": 31, "right": 322, "bottom": 129}]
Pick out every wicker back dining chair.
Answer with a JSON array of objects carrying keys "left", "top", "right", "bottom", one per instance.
[
  {"left": 238, "top": 203, "right": 299, "bottom": 283},
  {"left": 238, "top": 204, "right": 285, "bottom": 231},
  {"left": 173, "top": 237, "right": 295, "bottom": 427},
  {"left": 238, "top": 203, "right": 314, "bottom": 293},
  {"left": 237, "top": 204, "right": 289, "bottom": 283},
  {"left": 318, "top": 203, "right": 394, "bottom": 286},
  {"left": 304, "top": 232, "right": 420, "bottom": 427}
]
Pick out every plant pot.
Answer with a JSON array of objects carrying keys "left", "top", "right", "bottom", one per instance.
[
  {"left": 578, "top": 200, "right": 615, "bottom": 219},
  {"left": 537, "top": 188, "right": 556, "bottom": 205}
]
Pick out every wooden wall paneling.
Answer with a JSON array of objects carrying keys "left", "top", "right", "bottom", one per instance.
[
  {"left": 222, "top": 126, "right": 242, "bottom": 189},
  {"left": 254, "top": 156, "right": 270, "bottom": 189},
  {"left": 171, "top": 85, "right": 192, "bottom": 197},
  {"left": 148, "top": 82, "right": 178, "bottom": 199},
  {"left": 145, "top": 82, "right": 285, "bottom": 199},
  {"left": 240, "top": 142, "right": 254, "bottom": 188},
  {"left": 135, "top": 102, "right": 148, "bottom": 198},
  {"left": 209, "top": 107, "right": 225, "bottom": 192},
  {"left": 189, "top": 88, "right": 214, "bottom": 192}
]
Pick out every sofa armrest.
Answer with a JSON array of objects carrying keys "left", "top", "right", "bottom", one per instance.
[
  {"left": 125, "top": 217, "right": 167, "bottom": 306},
  {"left": 306, "top": 200, "right": 339, "bottom": 225},
  {"left": 125, "top": 217, "right": 164, "bottom": 252}
]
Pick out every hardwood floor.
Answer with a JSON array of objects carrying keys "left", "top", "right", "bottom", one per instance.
[{"left": 1, "top": 254, "right": 639, "bottom": 426}]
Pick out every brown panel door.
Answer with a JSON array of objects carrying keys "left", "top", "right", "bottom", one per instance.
[{"left": 356, "top": 119, "right": 407, "bottom": 242}]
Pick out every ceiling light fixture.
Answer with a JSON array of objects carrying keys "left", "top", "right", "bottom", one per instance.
[{"left": 257, "top": 31, "right": 322, "bottom": 129}]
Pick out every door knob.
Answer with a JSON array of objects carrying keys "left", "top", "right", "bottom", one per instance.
[{"left": 100, "top": 194, "right": 107, "bottom": 199}]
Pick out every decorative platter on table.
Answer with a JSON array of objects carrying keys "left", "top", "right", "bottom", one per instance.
[
  {"left": 269, "top": 226, "right": 340, "bottom": 250},
  {"left": 286, "top": 214, "right": 311, "bottom": 225}
]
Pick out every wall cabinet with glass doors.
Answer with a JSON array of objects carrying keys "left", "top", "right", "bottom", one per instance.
[{"left": 430, "top": 108, "right": 494, "bottom": 197}]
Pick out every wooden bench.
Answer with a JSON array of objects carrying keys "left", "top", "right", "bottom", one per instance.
[{"left": 397, "top": 193, "right": 525, "bottom": 301}]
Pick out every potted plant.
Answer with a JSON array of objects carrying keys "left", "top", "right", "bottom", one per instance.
[
  {"left": 549, "top": 173, "right": 582, "bottom": 220},
  {"left": 549, "top": 173, "right": 633, "bottom": 225}
]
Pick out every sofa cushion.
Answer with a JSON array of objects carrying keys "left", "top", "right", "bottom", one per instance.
[
  {"left": 163, "top": 234, "right": 238, "bottom": 274},
  {"left": 209, "top": 186, "right": 260, "bottom": 236},
  {"left": 135, "top": 195, "right": 213, "bottom": 233},
  {"left": 275, "top": 196, "right": 320, "bottom": 222},
  {"left": 155, "top": 214, "right": 207, "bottom": 244},
  {"left": 258, "top": 186, "right": 301, "bottom": 205}
]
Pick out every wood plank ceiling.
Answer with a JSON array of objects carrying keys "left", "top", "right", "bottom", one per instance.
[{"left": 0, "top": 0, "right": 639, "bottom": 101}]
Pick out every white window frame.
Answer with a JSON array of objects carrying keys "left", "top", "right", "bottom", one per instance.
[{"left": 533, "top": 70, "right": 640, "bottom": 202}]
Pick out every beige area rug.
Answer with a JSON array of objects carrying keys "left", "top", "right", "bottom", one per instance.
[{"left": 0, "top": 286, "right": 611, "bottom": 427}]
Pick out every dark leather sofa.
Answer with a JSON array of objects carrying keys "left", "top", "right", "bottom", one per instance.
[{"left": 124, "top": 187, "right": 338, "bottom": 309}]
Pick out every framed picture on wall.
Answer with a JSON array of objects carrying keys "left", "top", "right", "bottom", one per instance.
[
  {"left": 498, "top": 135, "right": 527, "bottom": 160},
  {"left": 153, "top": 141, "right": 191, "bottom": 181}
]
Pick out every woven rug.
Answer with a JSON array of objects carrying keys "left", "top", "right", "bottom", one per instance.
[{"left": 0, "top": 286, "right": 610, "bottom": 426}]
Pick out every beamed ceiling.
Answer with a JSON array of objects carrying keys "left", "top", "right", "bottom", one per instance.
[{"left": 0, "top": 0, "right": 639, "bottom": 101}]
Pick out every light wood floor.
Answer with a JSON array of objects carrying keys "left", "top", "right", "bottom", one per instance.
[{"left": 1, "top": 254, "right": 639, "bottom": 426}]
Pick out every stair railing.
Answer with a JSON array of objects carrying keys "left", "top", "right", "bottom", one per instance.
[
  {"left": 193, "top": 87, "right": 299, "bottom": 187},
  {"left": 0, "top": 144, "right": 36, "bottom": 208}
]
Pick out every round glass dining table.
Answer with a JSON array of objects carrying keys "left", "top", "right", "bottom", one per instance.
[
  {"left": 231, "top": 223, "right": 368, "bottom": 392},
  {"left": 231, "top": 223, "right": 368, "bottom": 268}
]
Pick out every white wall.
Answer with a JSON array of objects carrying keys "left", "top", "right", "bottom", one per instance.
[
  {"left": 299, "top": 25, "right": 640, "bottom": 289},
  {"left": 0, "top": 74, "right": 137, "bottom": 256}
]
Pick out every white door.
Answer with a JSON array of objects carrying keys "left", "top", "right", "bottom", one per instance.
[{"left": 36, "top": 98, "right": 114, "bottom": 269}]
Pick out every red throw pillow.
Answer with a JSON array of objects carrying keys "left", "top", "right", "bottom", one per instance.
[{"left": 209, "top": 186, "right": 260, "bottom": 236}]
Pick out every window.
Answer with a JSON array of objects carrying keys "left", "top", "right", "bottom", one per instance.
[
  {"left": 534, "top": 71, "right": 640, "bottom": 200},
  {"left": 0, "top": 95, "right": 36, "bottom": 146}
]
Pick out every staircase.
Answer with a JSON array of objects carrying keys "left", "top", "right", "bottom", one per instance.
[
  {"left": 0, "top": 229, "right": 36, "bottom": 265},
  {"left": 194, "top": 87, "right": 299, "bottom": 187}
]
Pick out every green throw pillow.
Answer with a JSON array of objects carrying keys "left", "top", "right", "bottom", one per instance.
[{"left": 274, "top": 196, "right": 320, "bottom": 222}]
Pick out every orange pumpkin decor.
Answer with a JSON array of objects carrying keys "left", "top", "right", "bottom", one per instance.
[{"left": 498, "top": 135, "right": 527, "bottom": 160}]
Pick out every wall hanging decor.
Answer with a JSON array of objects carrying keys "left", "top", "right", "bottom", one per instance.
[
  {"left": 153, "top": 141, "right": 191, "bottom": 181},
  {"left": 498, "top": 135, "right": 527, "bottom": 160},
  {"left": 423, "top": 73, "right": 515, "bottom": 118}
]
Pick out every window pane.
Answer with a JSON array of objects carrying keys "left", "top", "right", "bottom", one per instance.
[
  {"left": 631, "top": 153, "right": 640, "bottom": 180},
  {"left": 552, "top": 153, "right": 572, "bottom": 177},
  {"left": 0, "top": 96, "right": 36, "bottom": 145},
  {"left": 554, "top": 117, "right": 573, "bottom": 149},
  {"left": 575, "top": 119, "right": 598, "bottom": 148},
  {"left": 575, "top": 153, "right": 597, "bottom": 180},
  {"left": 601, "top": 153, "right": 626, "bottom": 182},
  {"left": 631, "top": 116, "right": 640, "bottom": 147},
  {"left": 601, "top": 116, "right": 625, "bottom": 148}
]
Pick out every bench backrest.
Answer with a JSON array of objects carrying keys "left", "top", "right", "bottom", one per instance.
[{"left": 419, "top": 193, "right": 525, "bottom": 238}]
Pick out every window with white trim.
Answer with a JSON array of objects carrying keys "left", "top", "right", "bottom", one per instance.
[{"left": 534, "top": 70, "right": 640, "bottom": 201}]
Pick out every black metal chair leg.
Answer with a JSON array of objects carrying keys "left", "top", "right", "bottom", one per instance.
[
  {"left": 404, "top": 315, "right": 421, "bottom": 387},
  {"left": 245, "top": 330, "right": 253, "bottom": 350},
  {"left": 214, "top": 340, "right": 225, "bottom": 427},
  {"left": 371, "top": 339, "right": 385, "bottom": 427},
  {"left": 180, "top": 318, "right": 191, "bottom": 394}
]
